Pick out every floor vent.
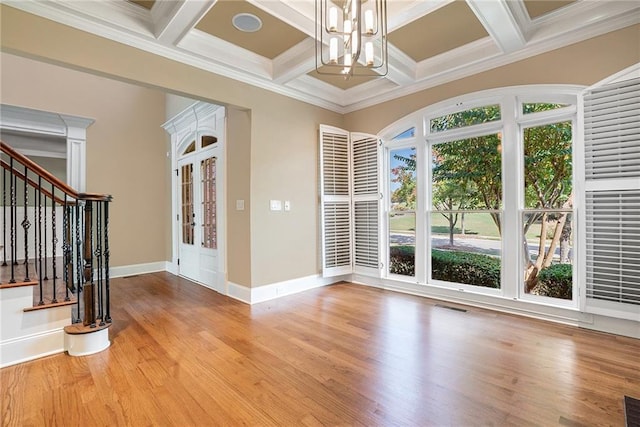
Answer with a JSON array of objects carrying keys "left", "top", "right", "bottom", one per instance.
[{"left": 435, "top": 304, "right": 467, "bottom": 313}]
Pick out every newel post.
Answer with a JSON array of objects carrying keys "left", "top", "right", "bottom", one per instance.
[{"left": 82, "top": 200, "right": 95, "bottom": 327}]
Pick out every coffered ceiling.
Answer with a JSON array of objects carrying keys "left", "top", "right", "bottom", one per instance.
[{"left": 5, "top": 0, "right": 639, "bottom": 113}]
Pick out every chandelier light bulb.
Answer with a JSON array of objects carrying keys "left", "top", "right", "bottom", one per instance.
[
  {"left": 365, "top": 42, "right": 374, "bottom": 66},
  {"left": 365, "top": 10, "right": 374, "bottom": 34},
  {"left": 329, "top": 38, "right": 338, "bottom": 64},
  {"left": 329, "top": 7, "right": 338, "bottom": 32}
]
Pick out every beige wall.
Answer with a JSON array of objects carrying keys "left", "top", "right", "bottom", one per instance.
[
  {"left": 344, "top": 24, "right": 640, "bottom": 133},
  {"left": 0, "top": 5, "right": 344, "bottom": 287},
  {"left": 226, "top": 107, "right": 252, "bottom": 287},
  {"left": 0, "top": 53, "right": 169, "bottom": 268},
  {"left": 3, "top": 4, "right": 636, "bottom": 288}
]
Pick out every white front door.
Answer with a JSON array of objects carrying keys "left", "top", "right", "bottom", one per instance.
[{"left": 178, "top": 146, "right": 222, "bottom": 292}]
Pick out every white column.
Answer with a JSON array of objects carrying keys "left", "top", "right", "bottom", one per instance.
[{"left": 60, "top": 115, "right": 94, "bottom": 192}]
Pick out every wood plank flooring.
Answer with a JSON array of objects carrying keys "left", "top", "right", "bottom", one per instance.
[{"left": 2, "top": 272, "right": 639, "bottom": 426}]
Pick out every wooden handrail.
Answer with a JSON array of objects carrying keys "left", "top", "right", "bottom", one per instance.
[{"left": 1, "top": 141, "right": 111, "bottom": 202}]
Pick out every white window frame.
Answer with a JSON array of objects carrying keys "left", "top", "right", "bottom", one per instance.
[{"left": 379, "top": 85, "right": 582, "bottom": 308}]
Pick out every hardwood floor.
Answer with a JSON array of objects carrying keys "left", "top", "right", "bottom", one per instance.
[{"left": 2, "top": 272, "right": 639, "bottom": 426}]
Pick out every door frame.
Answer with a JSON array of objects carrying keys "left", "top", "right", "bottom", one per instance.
[{"left": 163, "top": 101, "right": 227, "bottom": 294}]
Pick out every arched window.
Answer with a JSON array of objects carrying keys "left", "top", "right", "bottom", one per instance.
[{"left": 380, "top": 86, "right": 580, "bottom": 307}]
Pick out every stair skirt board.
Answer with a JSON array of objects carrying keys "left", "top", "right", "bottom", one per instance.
[
  {"left": 64, "top": 328, "right": 110, "bottom": 357},
  {"left": 0, "top": 329, "right": 65, "bottom": 368}
]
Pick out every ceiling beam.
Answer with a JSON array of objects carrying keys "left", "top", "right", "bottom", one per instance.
[
  {"left": 153, "top": 0, "right": 217, "bottom": 45},
  {"left": 466, "top": 0, "right": 526, "bottom": 53}
]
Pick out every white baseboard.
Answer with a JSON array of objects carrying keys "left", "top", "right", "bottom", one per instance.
[
  {"left": 109, "top": 262, "right": 167, "bottom": 278},
  {"left": 227, "top": 281, "right": 252, "bottom": 304},
  {"left": 165, "top": 261, "right": 178, "bottom": 275},
  {"left": 227, "top": 274, "right": 350, "bottom": 305},
  {"left": 0, "top": 328, "right": 65, "bottom": 368}
]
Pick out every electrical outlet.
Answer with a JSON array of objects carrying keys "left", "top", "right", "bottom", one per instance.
[{"left": 284, "top": 200, "right": 291, "bottom": 211}]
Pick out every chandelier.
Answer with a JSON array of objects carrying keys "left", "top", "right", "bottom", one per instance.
[{"left": 315, "top": 0, "right": 388, "bottom": 78}]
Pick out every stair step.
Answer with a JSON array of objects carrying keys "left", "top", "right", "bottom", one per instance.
[
  {"left": 24, "top": 298, "right": 76, "bottom": 312},
  {"left": 64, "top": 321, "right": 111, "bottom": 335},
  {"left": 0, "top": 280, "right": 38, "bottom": 290}
]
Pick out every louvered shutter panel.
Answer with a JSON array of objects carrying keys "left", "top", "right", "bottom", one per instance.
[
  {"left": 352, "top": 133, "right": 380, "bottom": 274},
  {"left": 582, "top": 69, "right": 640, "bottom": 320},
  {"left": 319, "top": 125, "right": 353, "bottom": 276}
]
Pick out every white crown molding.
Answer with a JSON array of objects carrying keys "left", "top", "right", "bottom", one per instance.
[
  {"left": 387, "top": 0, "right": 454, "bottom": 31},
  {"left": 0, "top": 104, "right": 94, "bottom": 137},
  {"left": 271, "top": 38, "right": 316, "bottom": 84},
  {"left": 153, "top": 0, "right": 216, "bottom": 44},
  {"left": 4, "top": 0, "right": 639, "bottom": 114},
  {"left": 178, "top": 29, "right": 273, "bottom": 79},
  {"left": 341, "top": 8, "right": 640, "bottom": 113},
  {"left": 467, "top": 0, "right": 526, "bottom": 53},
  {"left": 248, "top": 0, "right": 316, "bottom": 38}
]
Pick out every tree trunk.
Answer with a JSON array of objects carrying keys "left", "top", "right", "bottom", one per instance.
[
  {"left": 559, "top": 215, "right": 571, "bottom": 263},
  {"left": 448, "top": 214, "right": 455, "bottom": 246},
  {"left": 543, "top": 212, "right": 569, "bottom": 268},
  {"left": 535, "top": 213, "right": 548, "bottom": 271}
]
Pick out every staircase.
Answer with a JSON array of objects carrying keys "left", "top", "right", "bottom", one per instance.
[{"left": 0, "top": 141, "right": 112, "bottom": 367}]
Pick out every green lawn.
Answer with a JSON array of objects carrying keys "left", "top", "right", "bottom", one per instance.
[{"left": 389, "top": 211, "right": 543, "bottom": 239}]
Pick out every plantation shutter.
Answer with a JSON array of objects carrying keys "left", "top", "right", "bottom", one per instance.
[
  {"left": 352, "top": 133, "right": 381, "bottom": 274},
  {"left": 582, "top": 64, "right": 640, "bottom": 321},
  {"left": 320, "top": 125, "right": 353, "bottom": 277},
  {"left": 319, "top": 126, "right": 381, "bottom": 278}
]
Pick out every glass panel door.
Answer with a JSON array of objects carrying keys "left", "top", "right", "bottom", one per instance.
[{"left": 201, "top": 156, "right": 217, "bottom": 250}]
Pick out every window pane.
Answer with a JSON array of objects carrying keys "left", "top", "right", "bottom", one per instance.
[
  {"left": 389, "top": 146, "right": 416, "bottom": 277},
  {"left": 202, "top": 135, "right": 218, "bottom": 148},
  {"left": 389, "top": 212, "right": 415, "bottom": 277},
  {"left": 430, "top": 105, "right": 500, "bottom": 133},
  {"left": 181, "top": 163, "right": 194, "bottom": 245},
  {"left": 523, "top": 212, "right": 573, "bottom": 300},
  {"left": 392, "top": 127, "right": 415, "bottom": 140},
  {"left": 522, "top": 103, "right": 569, "bottom": 114},
  {"left": 430, "top": 212, "right": 501, "bottom": 289},
  {"left": 524, "top": 121, "right": 572, "bottom": 209},
  {"left": 390, "top": 147, "right": 416, "bottom": 210},
  {"left": 432, "top": 134, "right": 502, "bottom": 210},
  {"left": 201, "top": 156, "right": 217, "bottom": 249},
  {"left": 184, "top": 141, "right": 196, "bottom": 155}
]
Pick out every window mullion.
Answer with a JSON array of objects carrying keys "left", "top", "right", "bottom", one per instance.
[{"left": 502, "top": 96, "right": 520, "bottom": 300}]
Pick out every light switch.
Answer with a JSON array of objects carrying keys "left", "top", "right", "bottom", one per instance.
[
  {"left": 270, "top": 200, "right": 282, "bottom": 211},
  {"left": 284, "top": 200, "right": 291, "bottom": 211},
  {"left": 236, "top": 200, "right": 245, "bottom": 211}
]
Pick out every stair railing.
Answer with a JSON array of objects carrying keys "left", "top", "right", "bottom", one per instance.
[{"left": 0, "top": 141, "right": 112, "bottom": 328}]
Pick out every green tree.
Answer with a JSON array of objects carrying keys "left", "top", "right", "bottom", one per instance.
[
  {"left": 522, "top": 120, "right": 572, "bottom": 291},
  {"left": 431, "top": 104, "right": 572, "bottom": 295},
  {"left": 432, "top": 135, "right": 502, "bottom": 233},
  {"left": 391, "top": 151, "right": 416, "bottom": 210}
]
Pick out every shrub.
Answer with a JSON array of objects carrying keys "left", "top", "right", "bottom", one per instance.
[
  {"left": 389, "top": 245, "right": 415, "bottom": 276},
  {"left": 532, "top": 263, "right": 572, "bottom": 299},
  {"left": 431, "top": 249, "right": 500, "bottom": 288}
]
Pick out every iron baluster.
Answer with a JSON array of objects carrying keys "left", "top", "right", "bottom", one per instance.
[
  {"left": 51, "top": 184, "right": 57, "bottom": 303},
  {"left": 9, "top": 159, "right": 15, "bottom": 283},
  {"left": 95, "top": 201, "right": 104, "bottom": 325},
  {"left": 104, "top": 200, "right": 111, "bottom": 323},
  {"left": 2, "top": 168, "right": 7, "bottom": 267},
  {"left": 22, "top": 165, "right": 30, "bottom": 281},
  {"left": 44, "top": 188, "right": 48, "bottom": 281},
  {"left": 63, "top": 196, "right": 71, "bottom": 301},
  {"left": 37, "top": 176, "right": 43, "bottom": 305}
]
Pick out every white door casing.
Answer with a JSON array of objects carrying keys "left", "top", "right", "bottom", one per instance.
[{"left": 163, "top": 102, "right": 226, "bottom": 294}]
